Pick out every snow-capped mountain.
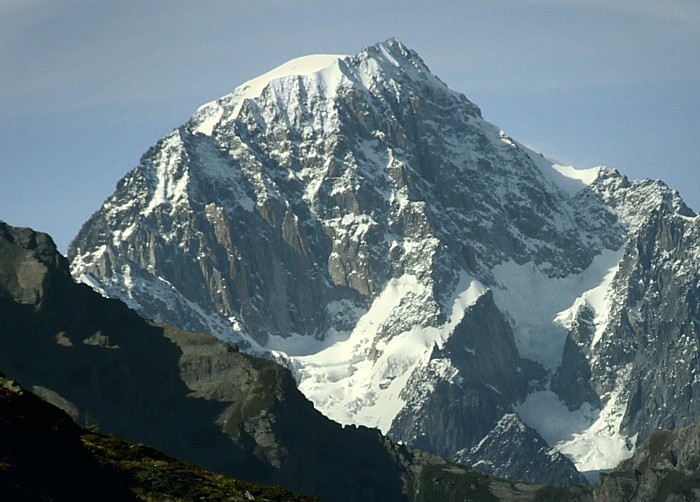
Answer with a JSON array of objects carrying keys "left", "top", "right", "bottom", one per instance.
[{"left": 69, "top": 39, "right": 700, "bottom": 484}]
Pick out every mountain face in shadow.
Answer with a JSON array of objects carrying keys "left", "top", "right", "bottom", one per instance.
[
  {"left": 0, "top": 220, "right": 399, "bottom": 500},
  {"left": 0, "top": 372, "right": 316, "bottom": 501}
]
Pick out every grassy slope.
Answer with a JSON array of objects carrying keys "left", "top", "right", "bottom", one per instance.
[{"left": 0, "top": 373, "right": 317, "bottom": 501}]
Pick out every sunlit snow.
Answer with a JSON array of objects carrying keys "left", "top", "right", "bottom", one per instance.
[
  {"left": 497, "top": 248, "right": 635, "bottom": 472},
  {"left": 554, "top": 253, "right": 623, "bottom": 349},
  {"left": 230, "top": 54, "right": 347, "bottom": 117},
  {"left": 143, "top": 132, "right": 190, "bottom": 216},
  {"left": 551, "top": 164, "right": 601, "bottom": 191},
  {"left": 282, "top": 272, "right": 486, "bottom": 433},
  {"left": 515, "top": 382, "right": 635, "bottom": 472},
  {"left": 240, "top": 54, "right": 347, "bottom": 98},
  {"left": 192, "top": 102, "right": 224, "bottom": 136},
  {"left": 492, "top": 248, "right": 623, "bottom": 370}
]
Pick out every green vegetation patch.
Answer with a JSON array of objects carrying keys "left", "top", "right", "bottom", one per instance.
[
  {"left": 81, "top": 433, "right": 318, "bottom": 501},
  {"left": 415, "top": 464, "right": 498, "bottom": 502},
  {"left": 655, "top": 470, "right": 700, "bottom": 501},
  {"left": 533, "top": 485, "right": 578, "bottom": 501}
]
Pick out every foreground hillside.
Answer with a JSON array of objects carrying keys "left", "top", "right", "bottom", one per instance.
[
  {"left": 5, "top": 360, "right": 700, "bottom": 501},
  {"left": 0, "top": 373, "right": 314, "bottom": 501}
]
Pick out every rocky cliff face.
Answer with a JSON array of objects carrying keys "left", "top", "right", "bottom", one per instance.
[
  {"left": 68, "top": 39, "right": 700, "bottom": 483},
  {"left": 544, "top": 176, "right": 700, "bottom": 472},
  {"left": 455, "top": 413, "right": 587, "bottom": 487},
  {"left": 0, "top": 221, "right": 72, "bottom": 310}
]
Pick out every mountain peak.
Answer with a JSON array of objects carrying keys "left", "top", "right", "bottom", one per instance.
[
  {"left": 363, "top": 37, "right": 417, "bottom": 66},
  {"left": 233, "top": 53, "right": 347, "bottom": 102},
  {"left": 190, "top": 52, "right": 347, "bottom": 135},
  {"left": 189, "top": 39, "right": 471, "bottom": 136},
  {"left": 68, "top": 39, "right": 700, "bottom": 485}
]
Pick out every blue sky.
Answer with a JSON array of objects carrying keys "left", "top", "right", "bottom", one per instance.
[{"left": 2, "top": 0, "right": 699, "bottom": 252}]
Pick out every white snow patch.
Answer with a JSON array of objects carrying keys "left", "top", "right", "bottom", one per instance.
[
  {"left": 192, "top": 101, "right": 224, "bottom": 135},
  {"left": 525, "top": 151, "right": 603, "bottom": 195},
  {"left": 70, "top": 245, "right": 107, "bottom": 279},
  {"left": 143, "top": 132, "right": 189, "bottom": 215},
  {"left": 516, "top": 390, "right": 598, "bottom": 447},
  {"left": 74, "top": 273, "right": 108, "bottom": 297},
  {"left": 492, "top": 248, "right": 623, "bottom": 370},
  {"left": 284, "top": 271, "right": 486, "bottom": 433},
  {"left": 230, "top": 54, "right": 347, "bottom": 116},
  {"left": 516, "top": 383, "right": 635, "bottom": 472},
  {"left": 267, "top": 327, "right": 357, "bottom": 359},
  {"left": 554, "top": 253, "right": 622, "bottom": 348},
  {"left": 551, "top": 164, "right": 601, "bottom": 191},
  {"left": 112, "top": 223, "right": 137, "bottom": 246}
]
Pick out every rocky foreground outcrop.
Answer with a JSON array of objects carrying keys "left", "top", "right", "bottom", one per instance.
[{"left": 0, "top": 372, "right": 315, "bottom": 501}]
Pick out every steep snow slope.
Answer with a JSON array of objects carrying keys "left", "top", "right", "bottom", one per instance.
[{"left": 290, "top": 272, "right": 487, "bottom": 432}]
